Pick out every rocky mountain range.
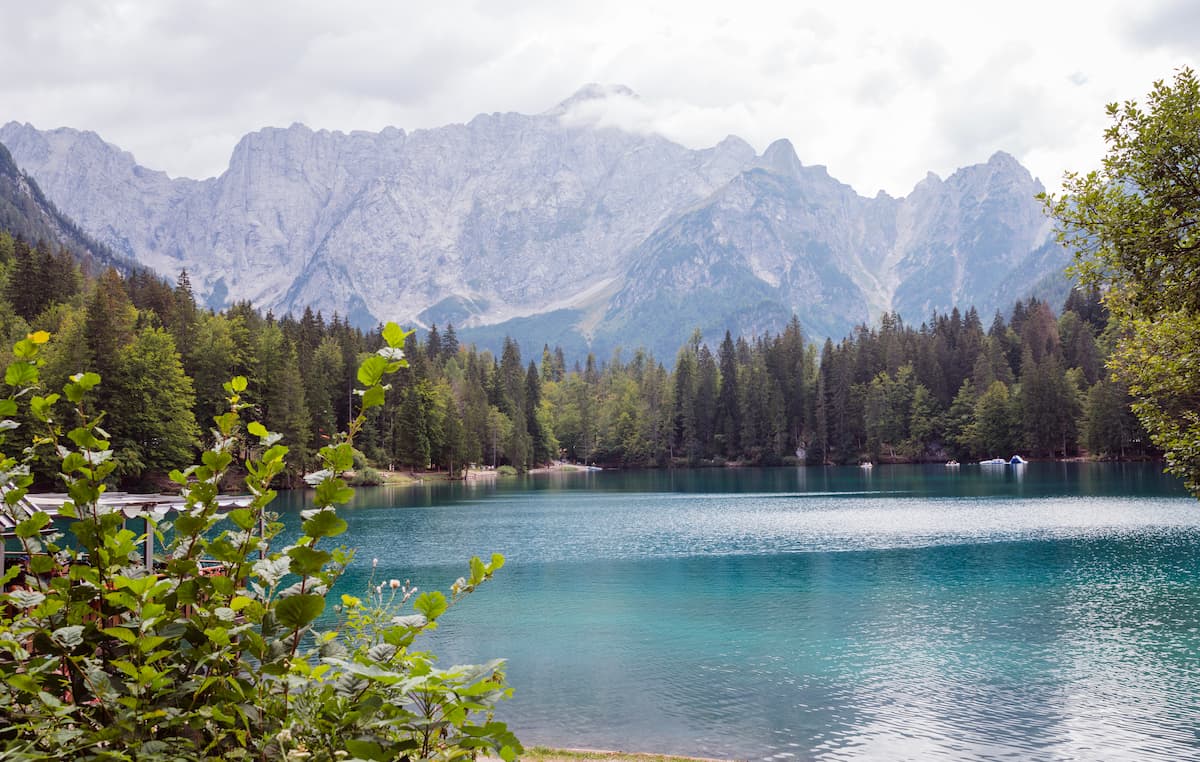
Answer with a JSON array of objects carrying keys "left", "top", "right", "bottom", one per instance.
[
  {"left": 0, "top": 140, "right": 131, "bottom": 274},
  {"left": 0, "top": 85, "right": 1069, "bottom": 359}
]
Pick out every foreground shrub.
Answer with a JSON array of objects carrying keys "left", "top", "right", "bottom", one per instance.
[{"left": 0, "top": 325, "right": 520, "bottom": 761}]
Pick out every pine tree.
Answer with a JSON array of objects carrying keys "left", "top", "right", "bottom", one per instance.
[
  {"left": 442, "top": 323, "right": 459, "bottom": 362},
  {"left": 305, "top": 336, "right": 345, "bottom": 447},
  {"left": 672, "top": 348, "right": 699, "bottom": 463},
  {"left": 694, "top": 345, "right": 718, "bottom": 458},
  {"left": 253, "top": 324, "right": 311, "bottom": 477},
  {"left": 83, "top": 269, "right": 138, "bottom": 419},
  {"left": 426, "top": 324, "right": 442, "bottom": 363},
  {"left": 714, "top": 330, "right": 741, "bottom": 458}
]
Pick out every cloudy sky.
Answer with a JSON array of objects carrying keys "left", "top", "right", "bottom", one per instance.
[{"left": 2, "top": 0, "right": 1196, "bottom": 196}]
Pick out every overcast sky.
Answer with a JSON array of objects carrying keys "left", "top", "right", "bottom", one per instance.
[{"left": 2, "top": 0, "right": 1196, "bottom": 196}]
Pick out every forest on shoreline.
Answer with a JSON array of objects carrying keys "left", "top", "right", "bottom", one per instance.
[{"left": 0, "top": 230, "right": 1150, "bottom": 488}]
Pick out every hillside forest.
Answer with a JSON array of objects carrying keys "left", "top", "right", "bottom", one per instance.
[{"left": 0, "top": 231, "right": 1149, "bottom": 487}]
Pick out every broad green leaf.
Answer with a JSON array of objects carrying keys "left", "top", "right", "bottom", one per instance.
[
  {"left": 202, "top": 450, "right": 233, "bottom": 472},
  {"left": 228, "top": 508, "right": 257, "bottom": 531},
  {"left": 361, "top": 384, "right": 385, "bottom": 410},
  {"left": 287, "top": 546, "right": 332, "bottom": 577},
  {"left": 313, "top": 479, "right": 354, "bottom": 508},
  {"left": 357, "top": 354, "right": 390, "bottom": 386},
  {"left": 67, "top": 427, "right": 108, "bottom": 451},
  {"left": 301, "top": 508, "right": 348, "bottom": 538},
  {"left": 51, "top": 625, "right": 84, "bottom": 649},
  {"left": 5, "top": 361, "right": 37, "bottom": 387},
  {"left": 8, "top": 674, "right": 39, "bottom": 695},
  {"left": 15, "top": 511, "right": 50, "bottom": 539},
  {"left": 29, "top": 394, "right": 59, "bottom": 422},
  {"left": 230, "top": 595, "right": 254, "bottom": 612},
  {"left": 381, "top": 322, "right": 407, "bottom": 348},
  {"left": 262, "top": 444, "right": 288, "bottom": 464},
  {"left": 7, "top": 589, "right": 45, "bottom": 609},
  {"left": 71, "top": 371, "right": 101, "bottom": 390},
  {"left": 344, "top": 740, "right": 388, "bottom": 761},
  {"left": 413, "top": 590, "right": 447, "bottom": 621},
  {"left": 214, "top": 411, "right": 239, "bottom": 435},
  {"left": 275, "top": 593, "right": 325, "bottom": 630},
  {"left": 470, "top": 556, "right": 487, "bottom": 585},
  {"left": 327, "top": 443, "right": 355, "bottom": 472},
  {"left": 247, "top": 421, "right": 268, "bottom": 438}
]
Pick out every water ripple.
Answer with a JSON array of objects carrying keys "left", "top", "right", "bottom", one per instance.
[{"left": 279, "top": 465, "right": 1200, "bottom": 760}]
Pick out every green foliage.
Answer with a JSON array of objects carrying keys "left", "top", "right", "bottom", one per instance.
[
  {"left": 1046, "top": 67, "right": 1200, "bottom": 496},
  {"left": 0, "top": 326, "right": 520, "bottom": 760},
  {"left": 0, "top": 210, "right": 1157, "bottom": 478},
  {"left": 109, "top": 326, "right": 200, "bottom": 476},
  {"left": 351, "top": 465, "right": 385, "bottom": 486},
  {"left": 969, "top": 381, "right": 1021, "bottom": 458}
]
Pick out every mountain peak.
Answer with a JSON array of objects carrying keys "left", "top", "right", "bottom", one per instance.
[
  {"left": 987, "top": 150, "right": 1020, "bottom": 168},
  {"left": 3, "top": 114, "right": 1066, "bottom": 358},
  {"left": 759, "top": 138, "right": 803, "bottom": 178},
  {"left": 547, "top": 84, "right": 639, "bottom": 116}
]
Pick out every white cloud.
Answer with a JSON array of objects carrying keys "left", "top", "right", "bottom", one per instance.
[{"left": 1, "top": 0, "right": 1196, "bottom": 196}]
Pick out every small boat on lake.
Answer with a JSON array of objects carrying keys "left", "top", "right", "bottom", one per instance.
[
  {"left": 860, "top": 462, "right": 874, "bottom": 469},
  {"left": 980, "top": 456, "right": 1028, "bottom": 466},
  {"left": 946, "top": 460, "right": 960, "bottom": 467}
]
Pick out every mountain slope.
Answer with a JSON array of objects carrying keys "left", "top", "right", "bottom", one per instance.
[
  {"left": 0, "top": 139, "right": 132, "bottom": 273},
  {"left": 1, "top": 89, "right": 1070, "bottom": 358}
]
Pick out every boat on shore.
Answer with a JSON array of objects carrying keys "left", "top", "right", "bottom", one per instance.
[{"left": 979, "top": 455, "right": 1029, "bottom": 466}]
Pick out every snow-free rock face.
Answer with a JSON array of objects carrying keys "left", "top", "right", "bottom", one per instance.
[
  {"left": 0, "top": 138, "right": 132, "bottom": 272},
  {"left": 0, "top": 88, "right": 1068, "bottom": 358}
]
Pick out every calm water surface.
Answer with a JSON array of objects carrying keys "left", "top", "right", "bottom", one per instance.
[{"left": 276, "top": 464, "right": 1200, "bottom": 760}]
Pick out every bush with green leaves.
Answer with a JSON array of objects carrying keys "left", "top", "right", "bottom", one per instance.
[
  {"left": 351, "top": 466, "right": 385, "bottom": 487},
  {"left": 1046, "top": 67, "right": 1200, "bottom": 496},
  {"left": 0, "top": 324, "right": 521, "bottom": 760}
]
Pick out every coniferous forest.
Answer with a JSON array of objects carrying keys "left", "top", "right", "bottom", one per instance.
[{"left": 0, "top": 229, "right": 1150, "bottom": 487}]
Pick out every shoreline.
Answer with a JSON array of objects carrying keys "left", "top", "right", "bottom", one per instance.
[
  {"left": 323, "top": 457, "right": 1175, "bottom": 494},
  {"left": 485, "top": 747, "right": 734, "bottom": 762}
]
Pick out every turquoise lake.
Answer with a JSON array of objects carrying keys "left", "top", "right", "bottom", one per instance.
[{"left": 275, "top": 463, "right": 1200, "bottom": 760}]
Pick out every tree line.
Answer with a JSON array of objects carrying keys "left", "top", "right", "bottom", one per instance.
[{"left": 0, "top": 229, "right": 1150, "bottom": 487}]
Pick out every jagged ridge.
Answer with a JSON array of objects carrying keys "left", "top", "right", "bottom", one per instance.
[{"left": 0, "top": 87, "right": 1069, "bottom": 358}]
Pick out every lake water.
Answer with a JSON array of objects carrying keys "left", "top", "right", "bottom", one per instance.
[{"left": 275, "top": 463, "right": 1200, "bottom": 760}]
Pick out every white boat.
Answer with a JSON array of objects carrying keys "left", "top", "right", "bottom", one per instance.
[
  {"left": 860, "top": 462, "right": 874, "bottom": 469},
  {"left": 945, "top": 460, "right": 960, "bottom": 467},
  {"left": 1009, "top": 455, "right": 1027, "bottom": 465},
  {"left": 979, "top": 458, "right": 1006, "bottom": 465}
]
